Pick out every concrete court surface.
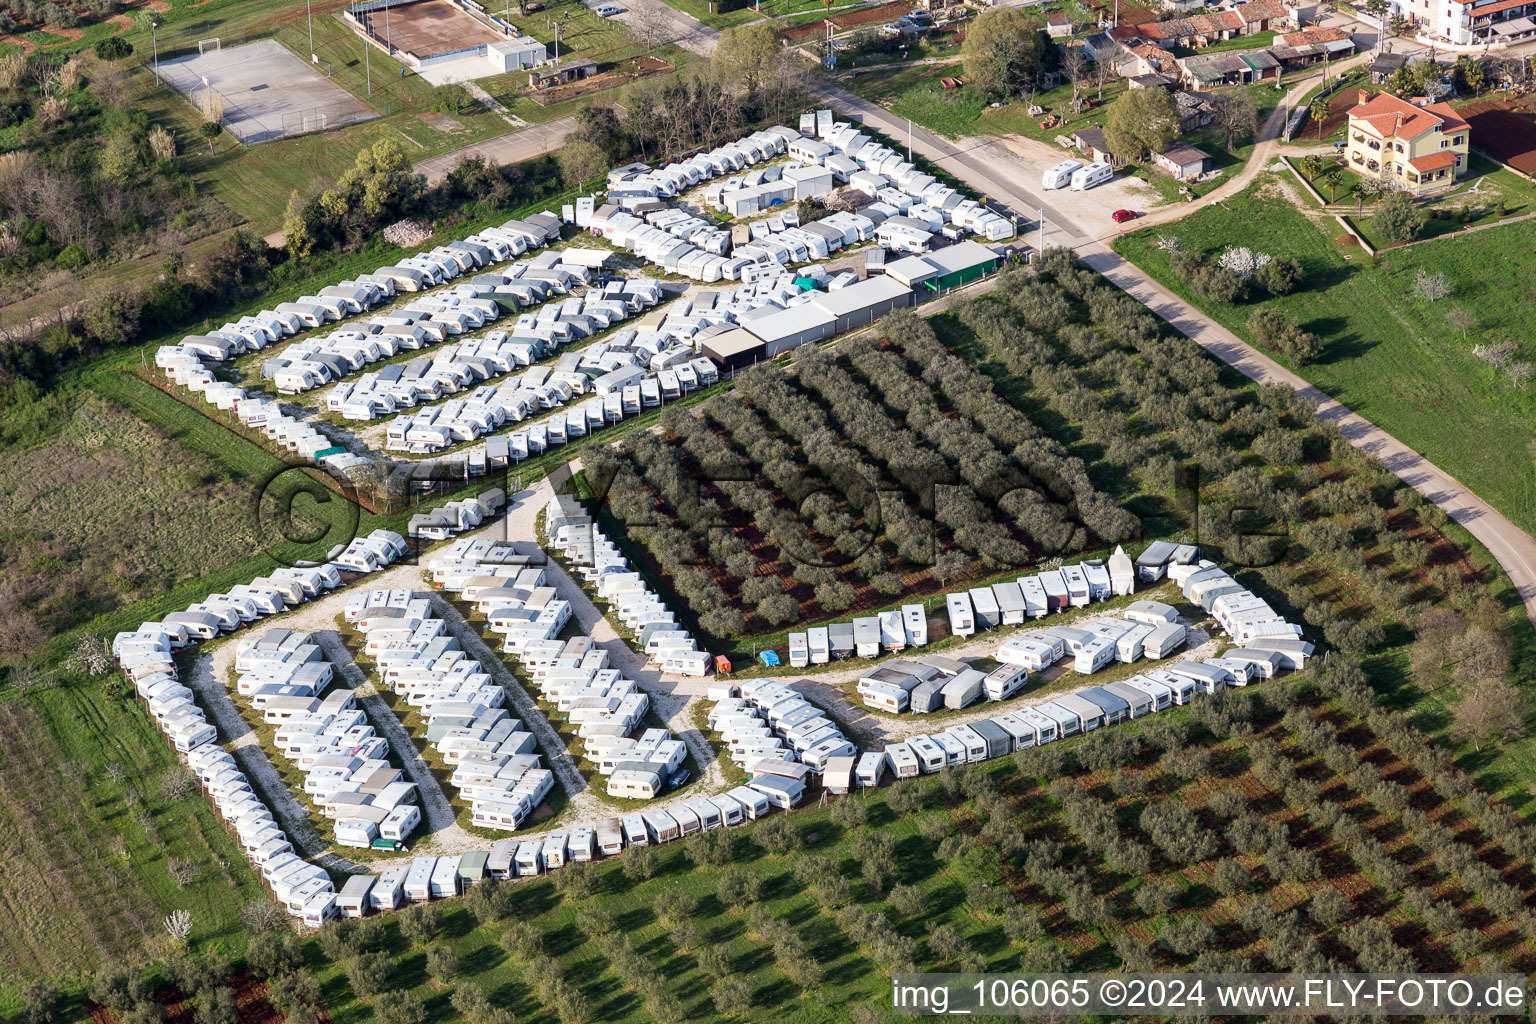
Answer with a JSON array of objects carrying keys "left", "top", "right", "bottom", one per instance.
[{"left": 156, "top": 38, "right": 377, "bottom": 144}]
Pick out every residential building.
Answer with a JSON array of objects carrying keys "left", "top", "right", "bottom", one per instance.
[{"left": 1345, "top": 90, "right": 1469, "bottom": 195}]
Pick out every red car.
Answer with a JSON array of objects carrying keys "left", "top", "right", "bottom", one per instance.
[{"left": 1111, "top": 209, "right": 1138, "bottom": 223}]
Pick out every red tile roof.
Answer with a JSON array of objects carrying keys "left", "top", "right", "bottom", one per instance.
[
  {"left": 1279, "top": 25, "right": 1348, "bottom": 44},
  {"left": 1409, "top": 150, "right": 1460, "bottom": 171},
  {"left": 1350, "top": 91, "right": 1469, "bottom": 141},
  {"left": 1236, "top": 0, "right": 1288, "bottom": 22}
]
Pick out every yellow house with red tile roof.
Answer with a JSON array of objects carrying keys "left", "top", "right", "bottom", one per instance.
[{"left": 1345, "top": 90, "right": 1469, "bottom": 196}]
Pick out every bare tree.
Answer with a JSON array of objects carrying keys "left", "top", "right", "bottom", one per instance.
[
  {"left": 1212, "top": 88, "right": 1257, "bottom": 151},
  {"left": 1060, "top": 43, "right": 1090, "bottom": 112},
  {"left": 1450, "top": 677, "right": 1524, "bottom": 751},
  {"left": 631, "top": 3, "right": 670, "bottom": 50},
  {"left": 1445, "top": 306, "right": 1478, "bottom": 339}
]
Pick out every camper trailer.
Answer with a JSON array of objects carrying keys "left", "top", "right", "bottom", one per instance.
[
  {"left": 1070, "top": 162, "right": 1113, "bottom": 190},
  {"left": 1041, "top": 159, "right": 1083, "bottom": 189}
]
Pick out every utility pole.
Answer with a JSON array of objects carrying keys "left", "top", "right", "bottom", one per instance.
[
  {"left": 907, "top": 117, "right": 912, "bottom": 161},
  {"left": 1038, "top": 205, "right": 1045, "bottom": 251}
]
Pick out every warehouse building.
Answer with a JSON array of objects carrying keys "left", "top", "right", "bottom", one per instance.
[
  {"left": 807, "top": 276, "right": 914, "bottom": 333},
  {"left": 741, "top": 304, "right": 837, "bottom": 357}
]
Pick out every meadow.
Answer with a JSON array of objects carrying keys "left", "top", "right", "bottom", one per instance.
[
  {"left": 1114, "top": 176, "right": 1536, "bottom": 540},
  {"left": 0, "top": 683, "right": 266, "bottom": 1009}
]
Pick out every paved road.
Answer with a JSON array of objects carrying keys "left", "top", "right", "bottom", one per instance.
[{"left": 413, "top": 115, "right": 578, "bottom": 185}]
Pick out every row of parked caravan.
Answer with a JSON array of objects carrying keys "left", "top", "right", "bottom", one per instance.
[
  {"left": 187, "top": 740, "right": 343, "bottom": 928},
  {"left": 542, "top": 494, "right": 713, "bottom": 677},
  {"left": 996, "top": 599, "right": 1189, "bottom": 679},
  {"left": 234, "top": 627, "right": 423, "bottom": 852},
  {"left": 157, "top": 213, "right": 555, "bottom": 377},
  {"left": 336, "top": 272, "right": 664, "bottom": 430},
  {"left": 108, "top": 530, "right": 414, "bottom": 927},
  {"left": 332, "top": 780, "right": 785, "bottom": 917},
  {"left": 841, "top": 644, "right": 1314, "bottom": 795},
  {"left": 507, "top": 635, "right": 687, "bottom": 803},
  {"left": 710, "top": 679, "right": 858, "bottom": 782},
  {"left": 155, "top": 353, "right": 362, "bottom": 470},
  {"left": 344, "top": 585, "right": 557, "bottom": 834},
  {"left": 857, "top": 654, "right": 1031, "bottom": 716}
]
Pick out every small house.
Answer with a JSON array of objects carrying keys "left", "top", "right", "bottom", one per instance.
[{"left": 1153, "top": 142, "right": 1211, "bottom": 181}]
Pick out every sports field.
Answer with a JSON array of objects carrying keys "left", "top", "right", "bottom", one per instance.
[{"left": 156, "top": 38, "right": 377, "bottom": 143}]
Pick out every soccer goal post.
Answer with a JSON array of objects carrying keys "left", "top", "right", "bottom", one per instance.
[
  {"left": 302, "top": 112, "right": 328, "bottom": 133},
  {"left": 197, "top": 37, "right": 221, "bottom": 54}
]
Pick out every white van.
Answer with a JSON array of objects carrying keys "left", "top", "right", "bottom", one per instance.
[
  {"left": 1070, "top": 161, "right": 1113, "bottom": 191},
  {"left": 1042, "top": 159, "right": 1083, "bottom": 190}
]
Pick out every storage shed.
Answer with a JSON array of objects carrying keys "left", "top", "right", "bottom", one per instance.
[{"left": 701, "top": 328, "right": 767, "bottom": 370}]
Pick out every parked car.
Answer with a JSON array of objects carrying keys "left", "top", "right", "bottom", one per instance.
[
  {"left": 595, "top": 3, "right": 622, "bottom": 14},
  {"left": 1111, "top": 209, "right": 1138, "bottom": 223}
]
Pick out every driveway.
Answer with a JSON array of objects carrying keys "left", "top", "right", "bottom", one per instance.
[{"left": 413, "top": 116, "right": 578, "bottom": 185}]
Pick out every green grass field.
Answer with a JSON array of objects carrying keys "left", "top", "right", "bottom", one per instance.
[
  {"left": 1115, "top": 176, "right": 1536, "bottom": 539},
  {"left": 0, "top": 684, "right": 266, "bottom": 1008}
]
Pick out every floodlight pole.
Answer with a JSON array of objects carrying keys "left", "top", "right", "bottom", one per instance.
[
  {"left": 365, "top": 28, "right": 371, "bottom": 94},
  {"left": 308, "top": 0, "right": 314, "bottom": 55},
  {"left": 151, "top": 20, "right": 160, "bottom": 82}
]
